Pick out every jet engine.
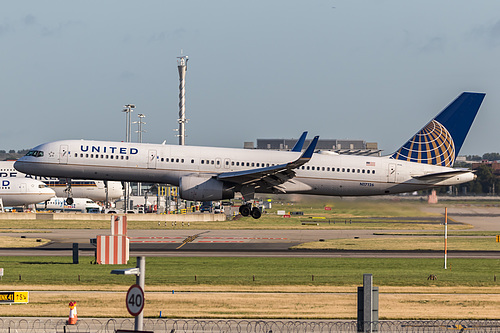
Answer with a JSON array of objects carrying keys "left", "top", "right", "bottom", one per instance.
[{"left": 179, "top": 175, "right": 234, "bottom": 201}]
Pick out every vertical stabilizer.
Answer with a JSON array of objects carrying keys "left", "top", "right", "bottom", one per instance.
[{"left": 391, "top": 92, "right": 485, "bottom": 167}]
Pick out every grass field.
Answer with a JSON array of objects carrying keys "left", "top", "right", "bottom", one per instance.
[
  {"left": 0, "top": 256, "right": 499, "bottom": 287},
  {"left": 0, "top": 199, "right": 470, "bottom": 230},
  {"left": 0, "top": 256, "right": 499, "bottom": 319},
  {"left": 293, "top": 236, "right": 500, "bottom": 251}
]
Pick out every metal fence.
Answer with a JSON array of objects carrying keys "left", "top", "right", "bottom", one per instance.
[{"left": 1, "top": 318, "right": 500, "bottom": 332}]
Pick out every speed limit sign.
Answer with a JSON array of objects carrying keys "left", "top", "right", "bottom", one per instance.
[{"left": 126, "top": 284, "right": 144, "bottom": 317}]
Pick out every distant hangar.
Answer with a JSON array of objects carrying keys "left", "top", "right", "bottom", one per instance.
[{"left": 245, "top": 138, "right": 381, "bottom": 156}]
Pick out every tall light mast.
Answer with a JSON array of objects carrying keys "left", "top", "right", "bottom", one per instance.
[
  {"left": 122, "top": 104, "right": 135, "bottom": 211},
  {"left": 134, "top": 113, "right": 146, "bottom": 196},
  {"left": 177, "top": 55, "right": 188, "bottom": 145}
]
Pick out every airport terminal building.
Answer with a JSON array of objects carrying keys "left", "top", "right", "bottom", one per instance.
[{"left": 246, "top": 138, "right": 381, "bottom": 156}]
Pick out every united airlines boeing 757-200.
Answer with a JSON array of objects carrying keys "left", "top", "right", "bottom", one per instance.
[{"left": 14, "top": 92, "right": 485, "bottom": 219}]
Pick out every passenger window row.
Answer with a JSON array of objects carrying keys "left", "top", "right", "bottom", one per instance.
[
  {"left": 300, "top": 165, "right": 375, "bottom": 174},
  {"left": 74, "top": 153, "right": 129, "bottom": 160},
  {"left": 70, "top": 152, "right": 375, "bottom": 175}
]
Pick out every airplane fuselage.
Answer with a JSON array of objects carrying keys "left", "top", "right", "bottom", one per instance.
[
  {"left": 0, "top": 161, "right": 122, "bottom": 201},
  {"left": 14, "top": 139, "right": 475, "bottom": 199},
  {"left": 0, "top": 177, "right": 55, "bottom": 206}
]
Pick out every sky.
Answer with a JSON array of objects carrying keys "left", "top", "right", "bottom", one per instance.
[{"left": 2, "top": 0, "right": 500, "bottom": 156}]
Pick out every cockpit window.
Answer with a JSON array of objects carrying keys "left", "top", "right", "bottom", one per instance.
[{"left": 25, "top": 150, "right": 44, "bottom": 157}]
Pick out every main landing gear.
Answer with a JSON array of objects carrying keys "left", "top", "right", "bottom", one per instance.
[
  {"left": 64, "top": 179, "right": 74, "bottom": 205},
  {"left": 239, "top": 203, "right": 262, "bottom": 219}
]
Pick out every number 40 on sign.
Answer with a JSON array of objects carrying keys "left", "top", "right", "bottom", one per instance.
[{"left": 126, "top": 284, "right": 144, "bottom": 317}]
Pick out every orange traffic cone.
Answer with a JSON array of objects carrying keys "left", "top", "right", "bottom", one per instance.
[{"left": 68, "top": 301, "right": 78, "bottom": 325}]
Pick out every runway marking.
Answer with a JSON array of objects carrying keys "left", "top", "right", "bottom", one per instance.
[
  {"left": 198, "top": 241, "right": 245, "bottom": 243},
  {"left": 130, "top": 240, "right": 177, "bottom": 243},
  {"left": 176, "top": 234, "right": 200, "bottom": 249},
  {"left": 200, "top": 237, "right": 288, "bottom": 240},
  {"left": 128, "top": 236, "right": 288, "bottom": 244},
  {"left": 132, "top": 237, "right": 183, "bottom": 240}
]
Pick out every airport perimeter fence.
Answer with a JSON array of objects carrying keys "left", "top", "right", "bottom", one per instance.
[{"left": 1, "top": 318, "right": 500, "bottom": 332}]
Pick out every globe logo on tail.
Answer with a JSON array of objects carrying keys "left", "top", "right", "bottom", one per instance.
[{"left": 391, "top": 120, "right": 455, "bottom": 167}]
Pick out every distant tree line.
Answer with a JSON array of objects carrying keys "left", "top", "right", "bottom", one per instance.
[
  {"left": 465, "top": 152, "right": 500, "bottom": 161},
  {"left": 0, "top": 149, "right": 29, "bottom": 161},
  {"left": 451, "top": 152, "right": 500, "bottom": 195}
]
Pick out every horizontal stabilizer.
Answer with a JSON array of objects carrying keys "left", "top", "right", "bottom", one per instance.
[{"left": 412, "top": 169, "right": 474, "bottom": 182}]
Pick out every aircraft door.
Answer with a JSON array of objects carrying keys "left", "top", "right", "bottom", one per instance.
[
  {"left": 388, "top": 163, "right": 396, "bottom": 183},
  {"left": 215, "top": 158, "right": 222, "bottom": 169},
  {"left": 147, "top": 150, "right": 157, "bottom": 169},
  {"left": 59, "top": 145, "right": 69, "bottom": 164},
  {"left": 224, "top": 158, "right": 230, "bottom": 169}
]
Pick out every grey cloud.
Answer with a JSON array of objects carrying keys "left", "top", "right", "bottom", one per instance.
[
  {"left": 419, "top": 37, "right": 445, "bottom": 53},
  {"left": 470, "top": 19, "right": 500, "bottom": 47},
  {"left": 0, "top": 23, "right": 10, "bottom": 36},
  {"left": 24, "top": 15, "right": 36, "bottom": 26},
  {"left": 149, "top": 31, "right": 166, "bottom": 42},
  {"left": 148, "top": 28, "right": 186, "bottom": 43},
  {"left": 40, "top": 21, "right": 84, "bottom": 37},
  {"left": 488, "top": 20, "right": 500, "bottom": 46},
  {"left": 119, "top": 70, "right": 137, "bottom": 80}
]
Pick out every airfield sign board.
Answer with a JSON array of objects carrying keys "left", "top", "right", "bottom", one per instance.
[
  {"left": 126, "top": 284, "right": 144, "bottom": 316},
  {"left": 0, "top": 291, "right": 29, "bottom": 304}
]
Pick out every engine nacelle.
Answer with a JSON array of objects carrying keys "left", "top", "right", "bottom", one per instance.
[{"left": 179, "top": 175, "right": 234, "bottom": 201}]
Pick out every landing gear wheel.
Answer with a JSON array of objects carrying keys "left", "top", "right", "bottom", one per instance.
[
  {"left": 239, "top": 204, "right": 251, "bottom": 217},
  {"left": 251, "top": 207, "right": 261, "bottom": 219},
  {"left": 64, "top": 180, "right": 73, "bottom": 206}
]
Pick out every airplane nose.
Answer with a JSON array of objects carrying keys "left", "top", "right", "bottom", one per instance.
[{"left": 14, "top": 161, "right": 29, "bottom": 174}]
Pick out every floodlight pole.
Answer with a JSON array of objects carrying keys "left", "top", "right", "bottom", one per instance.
[
  {"left": 122, "top": 104, "right": 135, "bottom": 211},
  {"left": 177, "top": 54, "right": 188, "bottom": 146},
  {"left": 444, "top": 207, "right": 448, "bottom": 269},
  {"left": 134, "top": 113, "right": 146, "bottom": 196}
]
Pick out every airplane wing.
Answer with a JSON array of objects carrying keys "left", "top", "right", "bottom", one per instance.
[
  {"left": 412, "top": 169, "right": 474, "bottom": 182},
  {"left": 217, "top": 136, "right": 319, "bottom": 187}
]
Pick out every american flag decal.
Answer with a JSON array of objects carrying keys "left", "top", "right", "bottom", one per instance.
[{"left": 366, "top": 162, "right": 375, "bottom": 166}]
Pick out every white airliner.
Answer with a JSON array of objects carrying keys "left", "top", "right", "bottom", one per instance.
[
  {"left": 36, "top": 197, "right": 101, "bottom": 213},
  {"left": 0, "top": 161, "right": 123, "bottom": 202},
  {"left": 0, "top": 177, "right": 55, "bottom": 207},
  {"left": 14, "top": 92, "right": 485, "bottom": 219}
]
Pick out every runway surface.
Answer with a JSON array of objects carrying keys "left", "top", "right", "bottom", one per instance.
[{"left": 0, "top": 205, "right": 499, "bottom": 258}]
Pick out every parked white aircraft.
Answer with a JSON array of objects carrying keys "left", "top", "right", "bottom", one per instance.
[
  {"left": 0, "top": 178, "right": 55, "bottom": 207},
  {"left": 0, "top": 161, "right": 122, "bottom": 202},
  {"left": 36, "top": 197, "right": 101, "bottom": 213},
  {"left": 14, "top": 92, "right": 485, "bottom": 219}
]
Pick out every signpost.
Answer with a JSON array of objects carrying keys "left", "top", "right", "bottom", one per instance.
[
  {"left": 126, "top": 284, "right": 144, "bottom": 317},
  {"left": 111, "top": 256, "right": 146, "bottom": 331},
  {"left": 0, "top": 291, "right": 29, "bottom": 304}
]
